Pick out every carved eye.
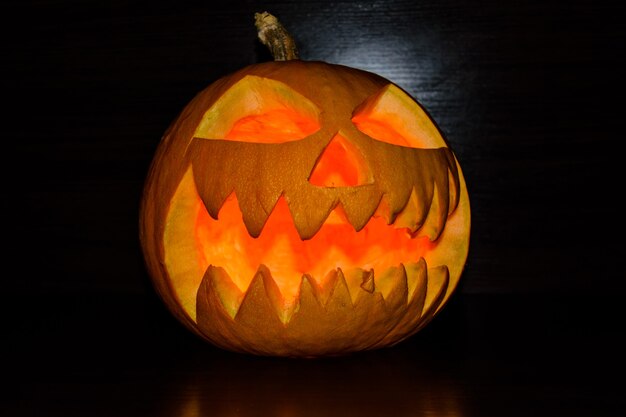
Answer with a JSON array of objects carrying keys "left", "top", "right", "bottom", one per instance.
[
  {"left": 194, "top": 75, "right": 321, "bottom": 143},
  {"left": 352, "top": 84, "right": 448, "bottom": 149}
]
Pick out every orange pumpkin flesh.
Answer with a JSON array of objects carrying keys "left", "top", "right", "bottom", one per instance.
[{"left": 140, "top": 59, "right": 471, "bottom": 357}]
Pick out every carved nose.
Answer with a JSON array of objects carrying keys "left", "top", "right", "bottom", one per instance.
[{"left": 308, "top": 133, "right": 373, "bottom": 187}]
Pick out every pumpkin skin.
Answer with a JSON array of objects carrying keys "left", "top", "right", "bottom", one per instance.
[{"left": 140, "top": 59, "right": 471, "bottom": 357}]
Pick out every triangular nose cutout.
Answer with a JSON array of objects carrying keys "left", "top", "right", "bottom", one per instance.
[{"left": 308, "top": 134, "right": 373, "bottom": 187}]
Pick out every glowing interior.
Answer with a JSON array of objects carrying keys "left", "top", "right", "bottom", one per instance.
[
  {"left": 352, "top": 115, "right": 413, "bottom": 147},
  {"left": 193, "top": 75, "right": 321, "bottom": 143},
  {"left": 308, "top": 133, "right": 373, "bottom": 187},
  {"left": 195, "top": 193, "right": 434, "bottom": 304},
  {"left": 225, "top": 108, "right": 319, "bottom": 143}
]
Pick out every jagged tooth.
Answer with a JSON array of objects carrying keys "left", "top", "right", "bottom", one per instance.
[
  {"left": 298, "top": 274, "right": 324, "bottom": 309},
  {"left": 203, "top": 265, "right": 244, "bottom": 319},
  {"left": 237, "top": 187, "right": 283, "bottom": 238},
  {"left": 339, "top": 186, "right": 382, "bottom": 231},
  {"left": 315, "top": 269, "right": 339, "bottom": 307},
  {"left": 404, "top": 258, "right": 428, "bottom": 307},
  {"left": 254, "top": 265, "right": 299, "bottom": 324},
  {"left": 286, "top": 275, "right": 328, "bottom": 343},
  {"left": 444, "top": 149, "right": 461, "bottom": 214},
  {"left": 412, "top": 183, "right": 446, "bottom": 241},
  {"left": 342, "top": 268, "right": 364, "bottom": 304},
  {"left": 287, "top": 192, "right": 337, "bottom": 240},
  {"left": 196, "top": 266, "right": 243, "bottom": 351},
  {"left": 435, "top": 170, "right": 451, "bottom": 232},
  {"left": 235, "top": 266, "right": 284, "bottom": 327},
  {"left": 372, "top": 194, "right": 393, "bottom": 224},
  {"left": 422, "top": 266, "right": 449, "bottom": 317},
  {"left": 386, "top": 182, "right": 414, "bottom": 224},
  {"left": 366, "top": 265, "right": 411, "bottom": 351},
  {"left": 448, "top": 166, "right": 460, "bottom": 215},
  {"left": 191, "top": 162, "right": 234, "bottom": 219},
  {"left": 342, "top": 267, "right": 374, "bottom": 303},
  {"left": 376, "top": 265, "right": 408, "bottom": 303},
  {"left": 360, "top": 269, "right": 375, "bottom": 293},
  {"left": 324, "top": 269, "right": 354, "bottom": 311},
  {"left": 393, "top": 187, "right": 428, "bottom": 233},
  {"left": 188, "top": 140, "right": 255, "bottom": 220},
  {"left": 373, "top": 260, "right": 434, "bottom": 348}
]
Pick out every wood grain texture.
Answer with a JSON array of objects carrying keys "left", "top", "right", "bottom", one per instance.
[{"left": 6, "top": 293, "right": 625, "bottom": 417}]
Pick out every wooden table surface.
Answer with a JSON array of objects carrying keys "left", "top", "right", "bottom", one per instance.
[
  {"left": 6, "top": 293, "right": 625, "bottom": 417},
  {"left": 5, "top": 1, "right": 625, "bottom": 416}
]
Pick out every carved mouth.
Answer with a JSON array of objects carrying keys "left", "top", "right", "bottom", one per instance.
[
  {"left": 197, "top": 258, "right": 451, "bottom": 355},
  {"left": 195, "top": 190, "right": 437, "bottom": 318},
  {"left": 163, "top": 164, "right": 459, "bottom": 323}
]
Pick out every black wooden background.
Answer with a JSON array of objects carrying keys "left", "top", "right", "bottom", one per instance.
[{"left": 5, "top": 1, "right": 625, "bottom": 416}]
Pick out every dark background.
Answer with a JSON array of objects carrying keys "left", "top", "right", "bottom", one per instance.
[{"left": 5, "top": 1, "right": 625, "bottom": 416}]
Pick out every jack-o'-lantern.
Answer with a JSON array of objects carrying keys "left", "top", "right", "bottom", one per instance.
[{"left": 140, "top": 12, "right": 470, "bottom": 357}]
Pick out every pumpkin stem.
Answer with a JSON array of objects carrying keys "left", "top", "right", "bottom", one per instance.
[{"left": 254, "top": 11, "right": 299, "bottom": 61}]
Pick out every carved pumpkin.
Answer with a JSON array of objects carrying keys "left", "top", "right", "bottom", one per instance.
[{"left": 140, "top": 13, "right": 470, "bottom": 357}]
